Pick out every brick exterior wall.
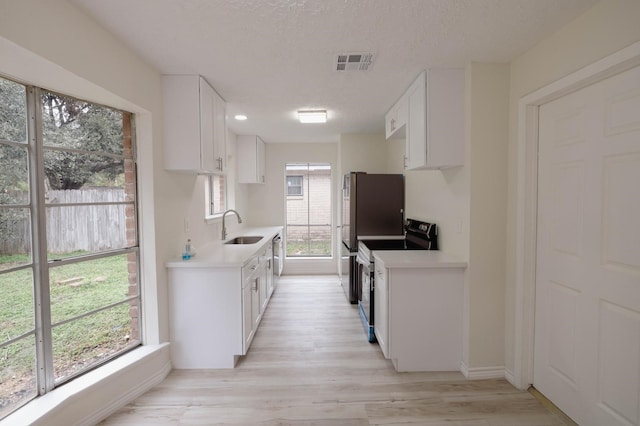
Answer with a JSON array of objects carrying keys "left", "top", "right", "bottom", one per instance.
[
  {"left": 286, "top": 168, "right": 331, "bottom": 242},
  {"left": 123, "top": 113, "right": 140, "bottom": 342}
]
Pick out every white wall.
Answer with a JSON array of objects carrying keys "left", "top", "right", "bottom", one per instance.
[
  {"left": 505, "top": 0, "right": 640, "bottom": 375},
  {"left": 466, "top": 62, "right": 510, "bottom": 373},
  {"left": 338, "top": 133, "right": 389, "bottom": 176}
]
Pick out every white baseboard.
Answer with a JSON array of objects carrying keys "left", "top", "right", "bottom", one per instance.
[
  {"left": 460, "top": 361, "right": 506, "bottom": 380},
  {"left": 282, "top": 258, "right": 337, "bottom": 275},
  {"left": 504, "top": 368, "right": 516, "bottom": 386}
]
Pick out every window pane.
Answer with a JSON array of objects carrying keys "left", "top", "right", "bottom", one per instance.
[
  {"left": 285, "top": 163, "right": 331, "bottom": 257},
  {"left": 0, "top": 268, "right": 34, "bottom": 340},
  {"left": 0, "top": 78, "right": 27, "bottom": 143},
  {"left": 41, "top": 91, "right": 123, "bottom": 156},
  {"left": 0, "top": 336, "right": 37, "bottom": 419},
  {"left": 49, "top": 254, "right": 136, "bottom": 324},
  {"left": 0, "top": 143, "right": 29, "bottom": 205},
  {"left": 45, "top": 203, "right": 135, "bottom": 259},
  {"left": 43, "top": 149, "right": 125, "bottom": 191},
  {"left": 0, "top": 208, "right": 32, "bottom": 271},
  {"left": 52, "top": 301, "right": 140, "bottom": 383},
  {"left": 286, "top": 175, "right": 303, "bottom": 196},
  {"left": 209, "top": 174, "right": 226, "bottom": 215}
]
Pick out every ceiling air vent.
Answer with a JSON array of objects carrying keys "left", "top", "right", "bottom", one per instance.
[{"left": 335, "top": 52, "right": 374, "bottom": 71}]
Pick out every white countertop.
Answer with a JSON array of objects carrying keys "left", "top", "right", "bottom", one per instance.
[
  {"left": 373, "top": 250, "right": 467, "bottom": 269},
  {"left": 166, "top": 226, "right": 283, "bottom": 268}
]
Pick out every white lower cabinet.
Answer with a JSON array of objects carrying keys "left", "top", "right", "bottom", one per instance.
[
  {"left": 168, "top": 240, "right": 275, "bottom": 369},
  {"left": 373, "top": 261, "right": 389, "bottom": 358},
  {"left": 374, "top": 256, "right": 465, "bottom": 372}
]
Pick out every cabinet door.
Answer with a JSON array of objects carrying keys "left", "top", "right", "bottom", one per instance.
[
  {"left": 406, "top": 73, "right": 427, "bottom": 170},
  {"left": 237, "top": 135, "right": 266, "bottom": 183},
  {"left": 199, "top": 77, "right": 217, "bottom": 172},
  {"left": 242, "top": 278, "right": 253, "bottom": 354},
  {"left": 385, "top": 96, "right": 408, "bottom": 140},
  {"left": 212, "top": 89, "right": 227, "bottom": 173},
  {"left": 251, "top": 276, "right": 261, "bottom": 330},
  {"left": 266, "top": 245, "right": 274, "bottom": 298},
  {"left": 258, "top": 261, "right": 268, "bottom": 313},
  {"left": 163, "top": 75, "right": 202, "bottom": 172},
  {"left": 373, "top": 262, "right": 390, "bottom": 358}
]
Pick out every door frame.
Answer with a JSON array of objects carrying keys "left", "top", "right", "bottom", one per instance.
[{"left": 512, "top": 40, "right": 640, "bottom": 390}]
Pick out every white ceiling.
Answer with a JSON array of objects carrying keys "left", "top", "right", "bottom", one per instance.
[{"left": 70, "top": 0, "right": 596, "bottom": 144}]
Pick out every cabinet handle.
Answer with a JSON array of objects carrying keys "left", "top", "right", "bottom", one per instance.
[
  {"left": 390, "top": 118, "right": 396, "bottom": 131},
  {"left": 252, "top": 278, "right": 258, "bottom": 291}
]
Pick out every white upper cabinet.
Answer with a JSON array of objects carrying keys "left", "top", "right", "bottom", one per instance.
[
  {"left": 387, "top": 69, "right": 464, "bottom": 170},
  {"left": 237, "top": 135, "right": 266, "bottom": 184},
  {"left": 163, "top": 75, "right": 227, "bottom": 174},
  {"left": 385, "top": 94, "right": 408, "bottom": 139}
]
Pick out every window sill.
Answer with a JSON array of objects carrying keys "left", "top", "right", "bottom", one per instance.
[
  {"left": 2, "top": 343, "right": 171, "bottom": 426},
  {"left": 205, "top": 213, "right": 223, "bottom": 225}
]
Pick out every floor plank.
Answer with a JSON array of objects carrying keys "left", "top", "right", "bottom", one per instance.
[{"left": 100, "top": 275, "right": 572, "bottom": 425}]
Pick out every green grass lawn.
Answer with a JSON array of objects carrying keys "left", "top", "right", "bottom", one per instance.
[
  {"left": 286, "top": 240, "right": 331, "bottom": 257},
  {"left": 0, "top": 252, "right": 137, "bottom": 409}
]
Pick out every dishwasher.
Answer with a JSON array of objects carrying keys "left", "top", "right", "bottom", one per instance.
[{"left": 272, "top": 232, "right": 283, "bottom": 281}]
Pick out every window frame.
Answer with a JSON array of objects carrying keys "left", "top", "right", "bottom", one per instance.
[
  {"left": 0, "top": 77, "right": 142, "bottom": 418},
  {"left": 207, "top": 174, "right": 227, "bottom": 217},
  {"left": 284, "top": 163, "right": 332, "bottom": 258}
]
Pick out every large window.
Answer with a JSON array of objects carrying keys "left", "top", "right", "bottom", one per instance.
[
  {"left": 285, "top": 163, "right": 331, "bottom": 257},
  {"left": 0, "top": 77, "right": 141, "bottom": 419}
]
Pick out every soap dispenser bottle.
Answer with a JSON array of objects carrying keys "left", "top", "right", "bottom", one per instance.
[{"left": 182, "top": 239, "right": 192, "bottom": 260}]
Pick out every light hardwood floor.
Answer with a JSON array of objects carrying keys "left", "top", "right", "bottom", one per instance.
[{"left": 100, "top": 275, "right": 572, "bottom": 425}]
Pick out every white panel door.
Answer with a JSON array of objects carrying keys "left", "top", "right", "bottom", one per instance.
[{"left": 535, "top": 65, "right": 640, "bottom": 426}]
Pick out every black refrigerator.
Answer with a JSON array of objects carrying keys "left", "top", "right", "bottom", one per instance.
[{"left": 341, "top": 172, "right": 405, "bottom": 303}]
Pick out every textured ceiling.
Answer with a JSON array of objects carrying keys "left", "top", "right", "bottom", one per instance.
[{"left": 70, "top": 0, "right": 597, "bottom": 143}]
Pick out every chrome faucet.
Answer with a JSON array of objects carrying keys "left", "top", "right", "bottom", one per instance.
[{"left": 221, "top": 209, "right": 242, "bottom": 240}]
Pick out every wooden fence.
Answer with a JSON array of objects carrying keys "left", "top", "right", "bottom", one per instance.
[{"left": 0, "top": 188, "right": 128, "bottom": 255}]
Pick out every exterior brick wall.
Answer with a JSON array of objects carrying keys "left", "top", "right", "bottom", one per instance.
[
  {"left": 286, "top": 168, "right": 331, "bottom": 242},
  {"left": 123, "top": 113, "right": 140, "bottom": 341}
]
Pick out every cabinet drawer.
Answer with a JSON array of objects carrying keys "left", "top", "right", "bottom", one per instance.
[{"left": 242, "top": 257, "right": 259, "bottom": 282}]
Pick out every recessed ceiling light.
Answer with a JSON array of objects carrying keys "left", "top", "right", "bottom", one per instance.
[
  {"left": 234, "top": 114, "right": 247, "bottom": 121},
  {"left": 297, "top": 110, "right": 327, "bottom": 124}
]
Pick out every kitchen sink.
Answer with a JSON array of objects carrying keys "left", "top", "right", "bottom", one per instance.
[{"left": 224, "top": 236, "right": 263, "bottom": 245}]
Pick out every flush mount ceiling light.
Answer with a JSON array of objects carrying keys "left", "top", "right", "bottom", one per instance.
[
  {"left": 234, "top": 114, "right": 247, "bottom": 121},
  {"left": 297, "top": 110, "right": 327, "bottom": 124}
]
